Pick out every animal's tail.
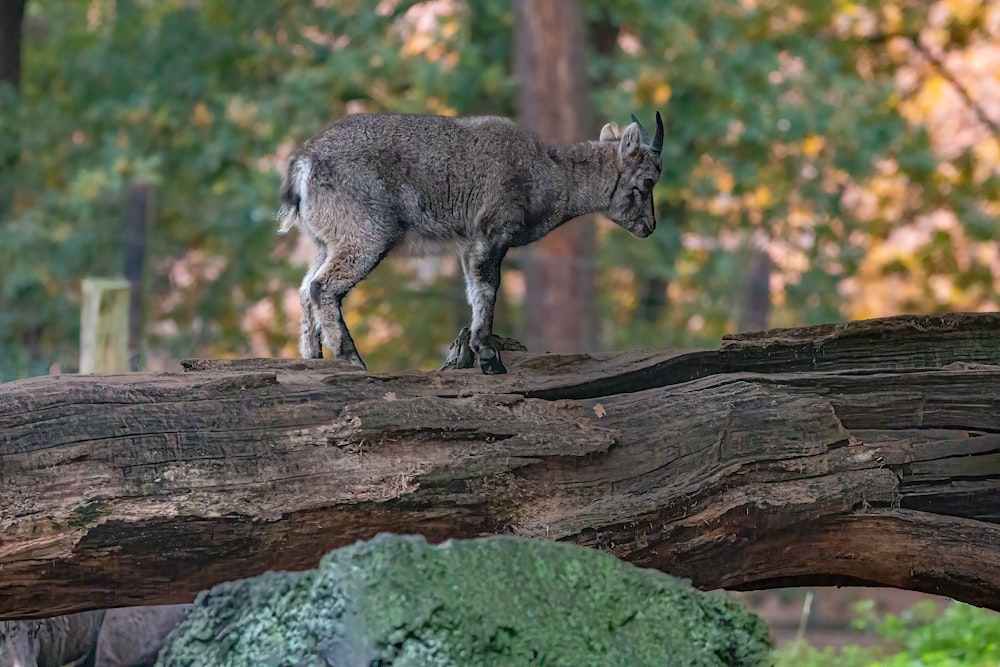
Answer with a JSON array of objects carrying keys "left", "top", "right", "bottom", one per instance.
[{"left": 275, "top": 155, "right": 310, "bottom": 234}]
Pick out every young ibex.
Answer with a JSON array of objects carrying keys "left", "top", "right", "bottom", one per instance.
[{"left": 277, "top": 111, "right": 663, "bottom": 374}]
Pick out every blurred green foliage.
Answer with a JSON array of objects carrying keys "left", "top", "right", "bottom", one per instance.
[
  {"left": 774, "top": 599, "right": 1000, "bottom": 667},
  {"left": 0, "top": 0, "right": 996, "bottom": 379}
]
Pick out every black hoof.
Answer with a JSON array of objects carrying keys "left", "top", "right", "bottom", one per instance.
[
  {"left": 338, "top": 349, "right": 367, "bottom": 371},
  {"left": 478, "top": 345, "right": 507, "bottom": 375}
]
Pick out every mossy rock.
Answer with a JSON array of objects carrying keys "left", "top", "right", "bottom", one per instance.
[{"left": 156, "top": 533, "right": 770, "bottom": 666}]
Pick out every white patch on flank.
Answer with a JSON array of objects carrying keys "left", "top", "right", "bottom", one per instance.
[{"left": 277, "top": 157, "right": 311, "bottom": 234}]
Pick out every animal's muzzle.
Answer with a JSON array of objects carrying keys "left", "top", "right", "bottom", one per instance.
[{"left": 632, "top": 222, "right": 654, "bottom": 238}]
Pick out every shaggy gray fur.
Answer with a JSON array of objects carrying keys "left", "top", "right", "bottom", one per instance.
[{"left": 277, "top": 111, "right": 664, "bottom": 374}]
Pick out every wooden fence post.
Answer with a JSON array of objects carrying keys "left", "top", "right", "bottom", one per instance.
[{"left": 79, "top": 277, "right": 131, "bottom": 374}]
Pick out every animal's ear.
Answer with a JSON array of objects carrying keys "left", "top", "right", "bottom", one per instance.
[
  {"left": 630, "top": 113, "right": 651, "bottom": 144},
  {"left": 619, "top": 122, "right": 643, "bottom": 161},
  {"left": 599, "top": 123, "right": 619, "bottom": 142}
]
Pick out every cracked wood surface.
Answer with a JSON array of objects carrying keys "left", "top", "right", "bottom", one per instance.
[{"left": 1, "top": 312, "right": 999, "bottom": 619}]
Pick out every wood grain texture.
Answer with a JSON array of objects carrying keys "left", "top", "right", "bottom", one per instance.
[{"left": 2, "top": 312, "right": 999, "bottom": 619}]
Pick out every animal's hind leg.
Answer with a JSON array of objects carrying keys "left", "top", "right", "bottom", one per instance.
[
  {"left": 300, "top": 299, "right": 323, "bottom": 358},
  {"left": 309, "top": 239, "right": 394, "bottom": 371},
  {"left": 299, "top": 240, "right": 327, "bottom": 358}
]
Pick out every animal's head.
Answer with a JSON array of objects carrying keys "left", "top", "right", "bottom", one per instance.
[{"left": 600, "top": 111, "right": 663, "bottom": 238}]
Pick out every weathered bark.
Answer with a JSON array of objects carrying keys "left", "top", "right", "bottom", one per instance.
[
  {"left": 1, "top": 312, "right": 999, "bottom": 619},
  {"left": 514, "top": 0, "right": 597, "bottom": 353}
]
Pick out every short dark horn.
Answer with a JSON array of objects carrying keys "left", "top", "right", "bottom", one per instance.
[
  {"left": 630, "top": 113, "right": 650, "bottom": 144},
  {"left": 652, "top": 110, "right": 664, "bottom": 154}
]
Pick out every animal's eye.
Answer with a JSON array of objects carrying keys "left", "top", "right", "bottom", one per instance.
[{"left": 643, "top": 179, "right": 655, "bottom": 191}]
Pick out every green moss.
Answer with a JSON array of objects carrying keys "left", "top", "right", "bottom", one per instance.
[
  {"left": 157, "top": 534, "right": 771, "bottom": 666},
  {"left": 67, "top": 501, "right": 104, "bottom": 530}
]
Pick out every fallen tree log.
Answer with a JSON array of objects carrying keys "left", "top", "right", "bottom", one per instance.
[{"left": 1, "top": 312, "right": 999, "bottom": 619}]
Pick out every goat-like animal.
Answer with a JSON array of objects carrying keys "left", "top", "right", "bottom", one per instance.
[{"left": 277, "top": 111, "right": 664, "bottom": 374}]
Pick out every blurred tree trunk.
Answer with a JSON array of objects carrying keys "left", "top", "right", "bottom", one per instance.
[
  {"left": 735, "top": 248, "right": 772, "bottom": 333},
  {"left": 0, "top": 0, "right": 27, "bottom": 218},
  {"left": 0, "top": 0, "right": 25, "bottom": 88},
  {"left": 636, "top": 276, "right": 669, "bottom": 322},
  {"left": 514, "top": 0, "right": 596, "bottom": 354},
  {"left": 124, "top": 183, "right": 151, "bottom": 371},
  {"left": 635, "top": 199, "right": 686, "bottom": 323},
  {"left": 744, "top": 250, "right": 771, "bottom": 332}
]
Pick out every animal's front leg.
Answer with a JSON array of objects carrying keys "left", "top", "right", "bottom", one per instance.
[{"left": 462, "top": 244, "right": 510, "bottom": 374}]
